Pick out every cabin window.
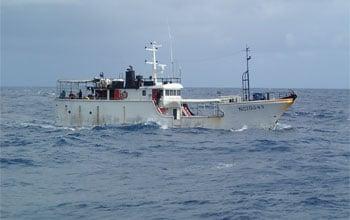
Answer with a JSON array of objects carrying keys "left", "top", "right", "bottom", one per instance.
[
  {"left": 142, "top": 90, "right": 146, "bottom": 96},
  {"left": 165, "top": 89, "right": 180, "bottom": 96}
]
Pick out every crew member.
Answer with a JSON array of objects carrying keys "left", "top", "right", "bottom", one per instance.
[
  {"left": 59, "top": 90, "right": 66, "bottom": 99},
  {"left": 69, "top": 91, "right": 75, "bottom": 99}
]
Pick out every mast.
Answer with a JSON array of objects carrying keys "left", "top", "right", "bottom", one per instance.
[
  {"left": 145, "top": 41, "right": 166, "bottom": 82},
  {"left": 145, "top": 41, "right": 159, "bottom": 81},
  {"left": 242, "top": 45, "right": 251, "bottom": 101},
  {"left": 167, "top": 22, "right": 175, "bottom": 78}
]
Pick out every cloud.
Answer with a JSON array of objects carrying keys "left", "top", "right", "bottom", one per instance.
[{"left": 1, "top": 0, "right": 349, "bottom": 88}]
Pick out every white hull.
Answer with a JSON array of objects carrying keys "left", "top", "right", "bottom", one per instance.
[
  {"left": 55, "top": 42, "right": 297, "bottom": 130},
  {"left": 55, "top": 98, "right": 294, "bottom": 130}
]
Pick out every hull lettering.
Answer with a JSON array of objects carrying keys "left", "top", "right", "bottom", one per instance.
[{"left": 238, "top": 105, "right": 264, "bottom": 112}]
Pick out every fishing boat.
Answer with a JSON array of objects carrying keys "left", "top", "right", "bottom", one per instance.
[{"left": 55, "top": 42, "right": 297, "bottom": 129}]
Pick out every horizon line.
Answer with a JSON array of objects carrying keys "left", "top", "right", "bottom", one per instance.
[{"left": 0, "top": 85, "right": 349, "bottom": 90}]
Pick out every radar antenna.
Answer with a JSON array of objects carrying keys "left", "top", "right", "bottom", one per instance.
[{"left": 242, "top": 45, "right": 251, "bottom": 101}]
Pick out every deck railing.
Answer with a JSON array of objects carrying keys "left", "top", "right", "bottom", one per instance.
[
  {"left": 251, "top": 90, "right": 297, "bottom": 101},
  {"left": 185, "top": 103, "right": 224, "bottom": 118},
  {"left": 157, "top": 77, "right": 181, "bottom": 84}
]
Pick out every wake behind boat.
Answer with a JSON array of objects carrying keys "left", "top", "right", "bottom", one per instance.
[{"left": 55, "top": 42, "right": 297, "bottom": 129}]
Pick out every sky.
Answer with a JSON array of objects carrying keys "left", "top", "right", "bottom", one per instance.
[{"left": 1, "top": 0, "right": 349, "bottom": 88}]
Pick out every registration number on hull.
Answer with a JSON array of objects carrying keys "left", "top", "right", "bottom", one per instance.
[{"left": 238, "top": 105, "right": 264, "bottom": 112}]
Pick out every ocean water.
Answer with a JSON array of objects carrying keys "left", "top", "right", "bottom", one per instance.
[{"left": 0, "top": 87, "right": 349, "bottom": 219}]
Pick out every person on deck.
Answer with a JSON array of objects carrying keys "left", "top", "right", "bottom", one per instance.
[
  {"left": 59, "top": 90, "right": 66, "bottom": 99},
  {"left": 69, "top": 91, "right": 75, "bottom": 99}
]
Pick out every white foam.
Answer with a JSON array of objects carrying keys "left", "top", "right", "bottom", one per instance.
[
  {"left": 230, "top": 125, "right": 248, "bottom": 132},
  {"left": 273, "top": 122, "right": 293, "bottom": 131},
  {"left": 160, "top": 124, "right": 168, "bottom": 130},
  {"left": 20, "top": 122, "right": 76, "bottom": 131},
  {"left": 145, "top": 119, "right": 168, "bottom": 129},
  {"left": 215, "top": 162, "right": 234, "bottom": 169}
]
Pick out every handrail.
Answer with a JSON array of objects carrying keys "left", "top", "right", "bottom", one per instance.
[
  {"left": 157, "top": 77, "right": 181, "bottom": 83},
  {"left": 251, "top": 89, "right": 297, "bottom": 101}
]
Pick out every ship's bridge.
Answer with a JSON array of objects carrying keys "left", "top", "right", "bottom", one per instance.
[
  {"left": 157, "top": 83, "right": 183, "bottom": 108},
  {"left": 156, "top": 83, "right": 183, "bottom": 95}
]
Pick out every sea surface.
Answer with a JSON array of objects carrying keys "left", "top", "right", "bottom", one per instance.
[{"left": 0, "top": 87, "right": 349, "bottom": 219}]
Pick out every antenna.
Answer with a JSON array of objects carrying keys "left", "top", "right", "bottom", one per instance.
[
  {"left": 167, "top": 20, "right": 175, "bottom": 78},
  {"left": 178, "top": 65, "right": 183, "bottom": 81},
  {"left": 145, "top": 41, "right": 166, "bottom": 82},
  {"left": 242, "top": 45, "right": 251, "bottom": 101},
  {"left": 158, "top": 64, "right": 167, "bottom": 74}
]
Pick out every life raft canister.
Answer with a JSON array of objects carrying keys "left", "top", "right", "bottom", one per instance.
[{"left": 122, "top": 91, "right": 128, "bottom": 99}]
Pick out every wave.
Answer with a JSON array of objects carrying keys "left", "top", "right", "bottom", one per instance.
[
  {"left": 15, "top": 119, "right": 296, "bottom": 133},
  {"left": 117, "top": 149, "right": 142, "bottom": 157},
  {"left": 144, "top": 120, "right": 168, "bottom": 129},
  {"left": 53, "top": 137, "right": 69, "bottom": 146},
  {"left": 19, "top": 122, "right": 76, "bottom": 131},
  {"left": 273, "top": 122, "right": 293, "bottom": 131},
  {"left": 249, "top": 139, "right": 291, "bottom": 152},
  {"left": 229, "top": 123, "right": 292, "bottom": 132},
  {"left": 1, "top": 137, "right": 33, "bottom": 147},
  {"left": 174, "top": 199, "right": 211, "bottom": 206},
  {"left": 294, "top": 110, "right": 343, "bottom": 121},
  {"left": 294, "top": 111, "right": 314, "bottom": 116},
  {"left": 0, "top": 158, "right": 38, "bottom": 167},
  {"left": 230, "top": 125, "right": 248, "bottom": 132},
  {"left": 16, "top": 121, "right": 169, "bottom": 133},
  {"left": 92, "top": 121, "right": 165, "bottom": 131},
  {"left": 299, "top": 197, "right": 338, "bottom": 207},
  {"left": 215, "top": 162, "right": 234, "bottom": 169}
]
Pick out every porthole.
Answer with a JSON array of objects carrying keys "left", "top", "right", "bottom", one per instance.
[
  {"left": 68, "top": 110, "right": 71, "bottom": 114},
  {"left": 89, "top": 111, "right": 92, "bottom": 114}
]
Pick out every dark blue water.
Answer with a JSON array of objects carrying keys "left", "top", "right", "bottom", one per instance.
[{"left": 1, "top": 87, "right": 349, "bottom": 219}]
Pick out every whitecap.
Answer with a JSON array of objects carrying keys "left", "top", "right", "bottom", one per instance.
[
  {"left": 20, "top": 122, "right": 55, "bottom": 129},
  {"left": 145, "top": 119, "right": 169, "bottom": 129},
  {"left": 215, "top": 162, "right": 234, "bottom": 169},
  {"left": 273, "top": 122, "right": 293, "bottom": 131},
  {"left": 230, "top": 125, "right": 248, "bottom": 132},
  {"left": 20, "top": 122, "right": 76, "bottom": 131},
  {"left": 62, "top": 127, "right": 77, "bottom": 131},
  {"left": 160, "top": 124, "right": 168, "bottom": 130}
]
